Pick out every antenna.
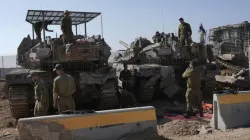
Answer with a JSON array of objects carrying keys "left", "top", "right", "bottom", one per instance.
[
  {"left": 101, "top": 15, "right": 103, "bottom": 38},
  {"left": 161, "top": 4, "right": 164, "bottom": 32}
]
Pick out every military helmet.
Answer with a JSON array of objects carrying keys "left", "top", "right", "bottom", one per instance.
[
  {"left": 190, "top": 60, "right": 198, "bottom": 68},
  {"left": 53, "top": 64, "right": 63, "bottom": 71},
  {"left": 64, "top": 10, "right": 69, "bottom": 14}
]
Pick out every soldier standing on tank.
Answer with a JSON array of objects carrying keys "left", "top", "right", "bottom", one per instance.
[
  {"left": 178, "top": 18, "right": 192, "bottom": 57},
  {"left": 34, "top": 20, "right": 53, "bottom": 41},
  {"left": 53, "top": 64, "right": 76, "bottom": 113},
  {"left": 119, "top": 64, "right": 132, "bottom": 91},
  {"left": 27, "top": 71, "right": 49, "bottom": 116},
  {"left": 182, "top": 60, "right": 203, "bottom": 118},
  {"left": 61, "top": 10, "right": 74, "bottom": 45},
  {"left": 152, "top": 31, "right": 161, "bottom": 43}
]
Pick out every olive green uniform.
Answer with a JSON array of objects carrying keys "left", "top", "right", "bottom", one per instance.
[
  {"left": 61, "top": 15, "right": 73, "bottom": 44},
  {"left": 34, "top": 80, "right": 49, "bottom": 116},
  {"left": 119, "top": 70, "right": 132, "bottom": 90},
  {"left": 53, "top": 73, "right": 76, "bottom": 113},
  {"left": 34, "top": 21, "right": 51, "bottom": 40},
  {"left": 182, "top": 67, "right": 202, "bottom": 112},
  {"left": 178, "top": 22, "right": 192, "bottom": 46}
]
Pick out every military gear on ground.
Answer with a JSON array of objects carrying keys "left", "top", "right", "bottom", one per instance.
[
  {"left": 34, "top": 80, "right": 49, "bottom": 116},
  {"left": 61, "top": 14, "right": 73, "bottom": 44},
  {"left": 182, "top": 66, "right": 203, "bottom": 114}
]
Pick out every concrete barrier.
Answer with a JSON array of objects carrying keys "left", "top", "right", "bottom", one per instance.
[
  {"left": 18, "top": 106, "right": 157, "bottom": 140},
  {"left": 210, "top": 91, "right": 250, "bottom": 130}
]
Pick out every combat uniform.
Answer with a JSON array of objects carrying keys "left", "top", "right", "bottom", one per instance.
[
  {"left": 178, "top": 22, "right": 192, "bottom": 47},
  {"left": 34, "top": 21, "right": 52, "bottom": 40},
  {"left": 119, "top": 69, "right": 132, "bottom": 91},
  {"left": 53, "top": 73, "right": 76, "bottom": 113},
  {"left": 182, "top": 65, "right": 203, "bottom": 117},
  {"left": 61, "top": 10, "right": 73, "bottom": 44}
]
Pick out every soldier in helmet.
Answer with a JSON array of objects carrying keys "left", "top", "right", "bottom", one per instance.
[
  {"left": 34, "top": 20, "right": 53, "bottom": 41},
  {"left": 53, "top": 64, "right": 76, "bottom": 113},
  {"left": 152, "top": 31, "right": 161, "bottom": 43},
  {"left": 61, "top": 10, "right": 74, "bottom": 44},
  {"left": 182, "top": 60, "right": 203, "bottom": 118},
  {"left": 27, "top": 71, "right": 49, "bottom": 116},
  {"left": 119, "top": 64, "right": 132, "bottom": 91}
]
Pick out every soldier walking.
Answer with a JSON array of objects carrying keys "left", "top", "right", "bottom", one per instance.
[
  {"left": 53, "top": 64, "right": 76, "bottom": 113},
  {"left": 27, "top": 71, "right": 49, "bottom": 116},
  {"left": 61, "top": 10, "right": 74, "bottom": 44},
  {"left": 182, "top": 60, "right": 203, "bottom": 118}
]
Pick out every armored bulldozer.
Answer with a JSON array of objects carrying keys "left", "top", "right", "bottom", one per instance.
[
  {"left": 208, "top": 21, "right": 250, "bottom": 90},
  {"left": 6, "top": 10, "right": 120, "bottom": 119},
  {"left": 113, "top": 32, "right": 216, "bottom": 102}
]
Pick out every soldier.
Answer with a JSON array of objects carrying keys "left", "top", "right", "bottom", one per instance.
[
  {"left": 34, "top": 20, "right": 53, "bottom": 40},
  {"left": 27, "top": 71, "right": 49, "bottom": 116},
  {"left": 119, "top": 64, "right": 132, "bottom": 91},
  {"left": 178, "top": 18, "right": 192, "bottom": 46},
  {"left": 53, "top": 64, "right": 76, "bottom": 113},
  {"left": 61, "top": 10, "right": 74, "bottom": 45},
  {"left": 182, "top": 60, "right": 203, "bottom": 118},
  {"left": 152, "top": 31, "right": 161, "bottom": 43}
]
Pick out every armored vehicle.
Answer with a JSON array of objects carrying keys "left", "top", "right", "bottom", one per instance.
[
  {"left": 113, "top": 32, "right": 215, "bottom": 102},
  {"left": 208, "top": 21, "right": 250, "bottom": 90},
  {"left": 6, "top": 10, "right": 120, "bottom": 119}
]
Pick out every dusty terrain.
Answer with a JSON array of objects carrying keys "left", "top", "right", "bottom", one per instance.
[{"left": 1, "top": 99, "right": 250, "bottom": 140}]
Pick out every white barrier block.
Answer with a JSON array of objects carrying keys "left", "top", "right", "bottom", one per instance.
[
  {"left": 18, "top": 106, "right": 157, "bottom": 140},
  {"left": 211, "top": 91, "right": 250, "bottom": 130}
]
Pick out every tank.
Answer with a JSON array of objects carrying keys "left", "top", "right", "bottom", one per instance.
[
  {"left": 208, "top": 21, "right": 250, "bottom": 90},
  {"left": 6, "top": 10, "right": 121, "bottom": 119},
  {"left": 113, "top": 32, "right": 215, "bottom": 102},
  {"left": 208, "top": 21, "right": 250, "bottom": 72}
]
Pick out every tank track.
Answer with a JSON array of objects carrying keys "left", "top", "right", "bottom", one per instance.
[
  {"left": 8, "top": 85, "right": 33, "bottom": 119},
  {"left": 214, "top": 57, "right": 244, "bottom": 73},
  {"left": 136, "top": 79, "right": 155, "bottom": 102},
  {"left": 98, "top": 79, "right": 119, "bottom": 110}
]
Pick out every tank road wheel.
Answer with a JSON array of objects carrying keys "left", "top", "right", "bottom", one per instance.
[
  {"left": 136, "top": 79, "right": 155, "bottom": 102},
  {"left": 8, "top": 85, "right": 33, "bottom": 119},
  {"left": 97, "top": 79, "right": 119, "bottom": 110}
]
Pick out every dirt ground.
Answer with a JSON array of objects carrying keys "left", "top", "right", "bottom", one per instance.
[{"left": 1, "top": 99, "right": 250, "bottom": 140}]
